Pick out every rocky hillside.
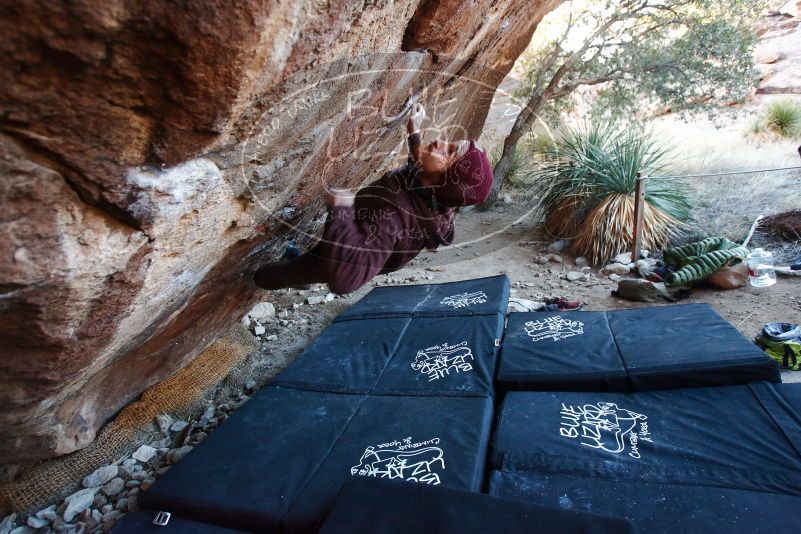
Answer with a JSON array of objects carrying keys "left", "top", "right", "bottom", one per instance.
[{"left": 0, "top": 0, "right": 561, "bottom": 464}]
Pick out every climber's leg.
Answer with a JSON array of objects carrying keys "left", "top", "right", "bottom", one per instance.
[{"left": 254, "top": 246, "right": 327, "bottom": 290}]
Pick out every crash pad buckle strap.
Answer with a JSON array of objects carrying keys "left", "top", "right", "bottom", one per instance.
[{"left": 153, "top": 511, "right": 171, "bottom": 526}]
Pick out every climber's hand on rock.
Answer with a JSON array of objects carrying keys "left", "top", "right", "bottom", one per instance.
[
  {"left": 326, "top": 188, "right": 355, "bottom": 208},
  {"left": 407, "top": 103, "right": 425, "bottom": 135}
]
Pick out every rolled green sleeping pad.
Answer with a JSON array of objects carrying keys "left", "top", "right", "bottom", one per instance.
[{"left": 663, "top": 237, "right": 748, "bottom": 287}]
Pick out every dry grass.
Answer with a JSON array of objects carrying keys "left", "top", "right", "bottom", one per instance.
[
  {"left": 688, "top": 169, "right": 801, "bottom": 243},
  {"left": 649, "top": 98, "right": 801, "bottom": 265},
  {"left": 571, "top": 193, "right": 683, "bottom": 265}
]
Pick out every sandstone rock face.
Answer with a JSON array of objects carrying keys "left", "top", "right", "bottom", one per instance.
[{"left": 0, "top": 0, "right": 560, "bottom": 463}]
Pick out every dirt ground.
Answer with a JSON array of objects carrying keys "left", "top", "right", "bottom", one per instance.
[
  {"left": 250, "top": 7, "right": 801, "bottom": 388},
  {"left": 251, "top": 202, "right": 801, "bottom": 387}
]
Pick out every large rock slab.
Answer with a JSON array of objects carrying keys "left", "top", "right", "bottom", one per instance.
[{"left": 0, "top": 0, "right": 561, "bottom": 463}]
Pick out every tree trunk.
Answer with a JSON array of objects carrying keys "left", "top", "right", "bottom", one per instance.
[{"left": 477, "top": 92, "right": 546, "bottom": 211}]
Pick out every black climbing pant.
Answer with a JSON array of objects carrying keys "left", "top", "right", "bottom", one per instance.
[{"left": 253, "top": 246, "right": 327, "bottom": 290}]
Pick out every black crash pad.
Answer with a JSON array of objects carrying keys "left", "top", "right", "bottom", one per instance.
[
  {"left": 111, "top": 511, "right": 246, "bottom": 534},
  {"left": 489, "top": 470, "right": 801, "bottom": 533},
  {"left": 370, "top": 313, "right": 504, "bottom": 396},
  {"left": 318, "top": 477, "right": 635, "bottom": 534},
  {"left": 334, "top": 274, "right": 510, "bottom": 321},
  {"left": 140, "top": 386, "right": 365, "bottom": 531},
  {"left": 141, "top": 390, "right": 493, "bottom": 533},
  {"left": 272, "top": 317, "right": 412, "bottom": 394},
  {"left": 491, "top": 383, "right": 801, "bottom": 497},
  {"left": 274, "top": 314, "right": 504, "bottom": 397},
  {"left": 283, "top": 394, "right": 494, "bottom": 532},
  {"left": 497, "top": 303, "right": 779, "bottom": 392}
]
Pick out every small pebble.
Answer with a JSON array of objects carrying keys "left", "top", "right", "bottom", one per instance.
[
  {"left": 150, "top": 437, "right": 171, "bottom": 449},
  {"left": 131, "top": 445, "right": 156, "bottom": 463},
  {"left": 92, "top": 494, "right": 108, "bottom": 509},
  {"left": 167, "top": 446, "right": 193, "bottom": 464},
  {"left": 42, "top": 510, "right": 58, "bottom": 522},
  {"left": 102, "top": 510, "right": 121, "bottom": 523},
  {"left": 27, "top": 516, "right": 49, "bottom": 529},
  {"left": 82, "top": 465, "right": 118, "bottom": 489},
  {"left": 155, "top": 414, "right": 172, "bottom": 434},
  {"left": 102, "top": 477, "right": 125, "bottom": 497},
  {"left": 115, "top": 498, "right": 129, "bottom": 512},
  {"left": 169, "top": 420, "right": 189, "bottom": 433},
  {"left": 127, "top": 498, "right": 140, "bottom": 512},
  {"left": 63, "top": 487, "right": 99, "bottom": 522}
]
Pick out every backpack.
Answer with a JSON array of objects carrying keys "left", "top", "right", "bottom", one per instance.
[{"left": 755, "top": 323, "right": 801, "bottom": 371}]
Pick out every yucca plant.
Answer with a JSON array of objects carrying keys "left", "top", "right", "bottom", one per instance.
[
  {"left": 761, "top": 99, "right": 801, "bottom": 139},
  {"left": 531, "top": 122, "right": 691, "bottom": 264}
]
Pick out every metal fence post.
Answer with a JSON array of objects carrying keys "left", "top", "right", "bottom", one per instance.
[{"left": 632, "top": 172, "right": 647, "bottom": 261}]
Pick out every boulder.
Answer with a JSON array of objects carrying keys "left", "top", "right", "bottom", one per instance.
[{"left": 0, "top": 0, "right": 561, "bottom": 463}]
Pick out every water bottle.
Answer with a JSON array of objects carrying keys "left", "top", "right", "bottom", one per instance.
[{"left": 747, "top": 248, "right": 776, "bottom": 287}]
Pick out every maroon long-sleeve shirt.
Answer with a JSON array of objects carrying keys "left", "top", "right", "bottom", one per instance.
[{"left": 313, "top": 133, "right": 455, "bottom": 294}]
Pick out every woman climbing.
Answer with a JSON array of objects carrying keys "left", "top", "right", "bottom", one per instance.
[{"left": 253, "top": 103, "right": 494, "bottom": 293}]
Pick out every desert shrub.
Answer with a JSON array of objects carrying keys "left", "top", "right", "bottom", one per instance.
[
  {"left": 489, "top": 143, "right": 534, "bottom": 189},
  {"left": 752, "top": 99, "right": 801, "bottom": 139},
  {"left": 521, "top": 130, "right": 558, "bottom": 156},
  {"left": 531, "top": 122, "right": 691, "bottom": 264}
]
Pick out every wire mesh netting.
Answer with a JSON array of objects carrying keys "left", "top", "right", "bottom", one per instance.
[{"left": 0, "top": 327, "right": 257, "bottom": 515}]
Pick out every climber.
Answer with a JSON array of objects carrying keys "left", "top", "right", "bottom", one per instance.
[{"left": 253, "top": 103, "right": 494, "bottom": 294}]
